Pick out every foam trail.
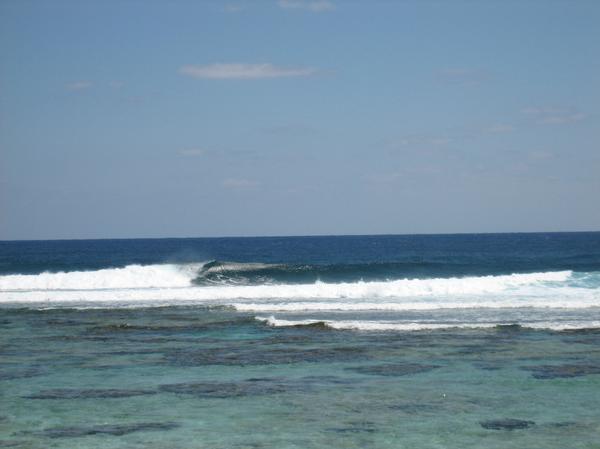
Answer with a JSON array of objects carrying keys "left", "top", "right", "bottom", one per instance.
[
  {"left": 232, "top": 297, "right": 600, "bottom": 311},
  {"left": 256, "top": 316, "right": 498, "bottom": 330},
  {"left": 255, "top": 316, "right": 600, "bottom": 331}
]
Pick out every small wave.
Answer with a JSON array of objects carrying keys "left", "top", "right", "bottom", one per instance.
[
  {"left": 231, "top": 298, "right": 600, "bottom": 311},
  {"left": 255, "top": 316, "right": 600, "bottom": 332}
]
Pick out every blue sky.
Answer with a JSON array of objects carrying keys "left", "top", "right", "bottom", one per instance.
[{"left": 1, "top": 0, "right": 599, "bottom": 240}]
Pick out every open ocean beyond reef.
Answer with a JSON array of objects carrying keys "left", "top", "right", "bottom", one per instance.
[{"left": 1, "top": 232, "right": 600, "bottom": 449}]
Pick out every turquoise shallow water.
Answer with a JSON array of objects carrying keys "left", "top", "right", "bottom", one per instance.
[
  {"left": 2, "top": 306, "right": 600, "bottom": 449},
  {"left": 2, "top": 233, "right": 600, "bottom": 447}
]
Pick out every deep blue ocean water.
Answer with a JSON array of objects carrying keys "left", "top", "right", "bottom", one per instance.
[{"left": 1, "top": 233, "right": 600, "bottom": 448}]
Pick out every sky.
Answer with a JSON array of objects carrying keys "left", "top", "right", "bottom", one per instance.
[{"left": 1, "top": 0, "right": 599, "bottom": 240}]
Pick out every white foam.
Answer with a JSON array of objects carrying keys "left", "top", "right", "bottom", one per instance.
[
  {"left": 255, "top": 316, "right": 600, "bottom": 331},
  {"left": 256, "top": 316, "right": 497, "bottom": 330},
  {"left": 231, "top": 297, "right": 600, "bottom": 311},
  {"left": 0, "top": 267, "right": 572, "bottom": 293},
  {"left": 1, "top": 269, "right": 598, "bottom": 311},
  {"left": 0, "top": 263, "right": 202, "bottom": 291}
]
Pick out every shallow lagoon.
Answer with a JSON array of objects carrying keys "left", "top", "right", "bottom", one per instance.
[{"left": 2, "top": 306, "right": 600, "bottom": 449}]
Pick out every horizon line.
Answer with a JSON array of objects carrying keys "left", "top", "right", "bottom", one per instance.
[{"left": 2, "top": 229, "right": 599, "bottom": 243}]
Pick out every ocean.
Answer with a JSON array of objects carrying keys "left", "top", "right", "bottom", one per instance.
[{"left": 1, "top": 232, "right": 600, "bottom": 448}]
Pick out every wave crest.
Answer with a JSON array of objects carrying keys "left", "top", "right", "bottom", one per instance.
[
  {"left": 0, "top": 268, "right": 590, "bottom": 307},
  {"left": 0, "top": 263, "right": 202, "bottom": 291}
]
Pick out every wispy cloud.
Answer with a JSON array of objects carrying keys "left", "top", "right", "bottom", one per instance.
[
  {"left": 222, "top": 178, "right": 259, "bottom": 189},
  {"left": 120, "top": 95, "right": 146, "bottom": 106},
  {"left": 224, "top": 4, "right": 244, "bottom": 13},
  {"left": 522, "top": 107, "right": 586, "bottom": 125},
  {"left": 66, "top": 81, "right": 92, "bottom": 91},
  {"left": 179, "top": 148, "right": 206, "bottom": 157},
  {"left": 486, "top": 123, "right": 514, "bottom": 134},
  {"left": 366, "top": 165, "right": 443, "bottom": 185},
  {"left": 180, "top": 63, "right": 317, "bottom": 80},
  {"left": 528, "top": 150, "right": 553, "bottom": 160},
  {"left": 262, "top": 124, "right": 319, "bottom": 136},
  {"left": 436, "top": 68, "right": 490, "bottom": 85},
  {"left": 522, "top": 107, "right": 561, "bottom": 115},
  {"left": 365, "top": 172, "right": 402, "bottom": 185},
  {"left": 392, "top": 135, "right": 453, "bottom": 148},
  {"left": 277, "top": 0, "right": 335, "bottom": 12},
  {"left": 539, "top": 113, "right": 586, "bottom": 125}
]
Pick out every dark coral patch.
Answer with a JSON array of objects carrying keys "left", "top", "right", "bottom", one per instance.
[
  {"left": 346, "top": 363, "right": 439, "bottom": 377},
  {"left": 473, "top": 361, "right": 503, "bottom": 371},
  {"left": 164, "top": 345, "right": 367, "bottom": 366},
  {"left": 389, "top": 403, "right": 438, "bottom": 414},
  {"left": 300, "top": 375, "right": 358, "bottom": 385},
  {"left": 23, "top": 388, "right": 156, "bottom": 399},
  {"left": 522, "top": 364, "right": 600, "bottom": 379},
  {"left": 0, "top": 367, "right": 46, "bottom": 382},
  {"left": 159, "top": 379, "right": 292, "bottom": 398},
  {"left": 86, "top": 317, "right": 252, "bottom": 336},
  {"left": 0, "top": 441, "right": 28, "bottom": 448},
  {"left": 326, "top": 421, "right": 377, "bottom": 434},
  {"left": 480, "top": 419, "right": 535, "bottom": 430},
  {"left": 326, "top": 427, "right": 376, "bottom": 434},
  {"left": 558, "top": 328, "right": 600, "bottom": 335},
  {"left": 547, "top": 421, "right": 579, "bottom": 428},
  {"left": 451, "top": 344, "right": 510, "bottom": 356},
  {"left": 31, "top": 422, "right": 178, "bottom": 438}
]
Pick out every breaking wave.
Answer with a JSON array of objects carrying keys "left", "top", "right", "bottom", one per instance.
[
  {"left": 1, "top": 261, "right": 599, "bottom": 331},
  {"left": 0, "top": 263, "right": 203, "bottom": 290},
  {"left": 0, "top": 262, "right": 598, "bottom": 316},
  {"left": 0, "top": 260, "right": 575, "bottom": 291}
]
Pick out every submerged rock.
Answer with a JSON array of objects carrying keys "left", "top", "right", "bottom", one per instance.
[
  {"left": 522, "top": 364, "right": 600, "bottom": 379},
  {"left": 0, "top": 441, "right": 27, "bottom": 448},
  {"left": 164, "top": 345, "right": 367, "bottom": 366},
  {"left": 31, "top": 422, "right": 178, "bottom": 438},
  {"left": 87, "top": 317, "right": 253, "bottom": 336},
  {"left": 23, "top": 388, "right": 156, "bottom": 399},
  {"left": 472, "top": 361, "right": 503, "bottom": 371},
  {"left": 480, "top": 419, "right": 535, "bottom": 430},
  {"left": 452, "top": 344, "right": 510, "bottom": 356},
  {"left": 389, "top": 403, "right": 438, "bottom": 414},
  {"left": 300, "top": 375, "right": 358, "bottom": 385},
  {"left": 0, "top": 368, "right": 46, "bottom": 382},
  {"left": 558, "top": 328, "right": 600, "bottom": 335},
  {"left": 159, "top": 379, "right": 291, "bottom": 398},
  {"left": 326, "top": 421, "right": 377, "bottom": 434},
  {"left": 547, "top": 421, "right": 579, "bottom": 428},
  {"left": 346, "top": 363, "right": 439, "bottom": 377},
  {"left": 326, "top": 427, "right": 376, "bottom": 434}
]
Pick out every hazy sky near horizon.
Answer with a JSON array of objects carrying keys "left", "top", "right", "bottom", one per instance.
[{"left": 1, "top": 0, "right": 599, "bottom": 240}]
